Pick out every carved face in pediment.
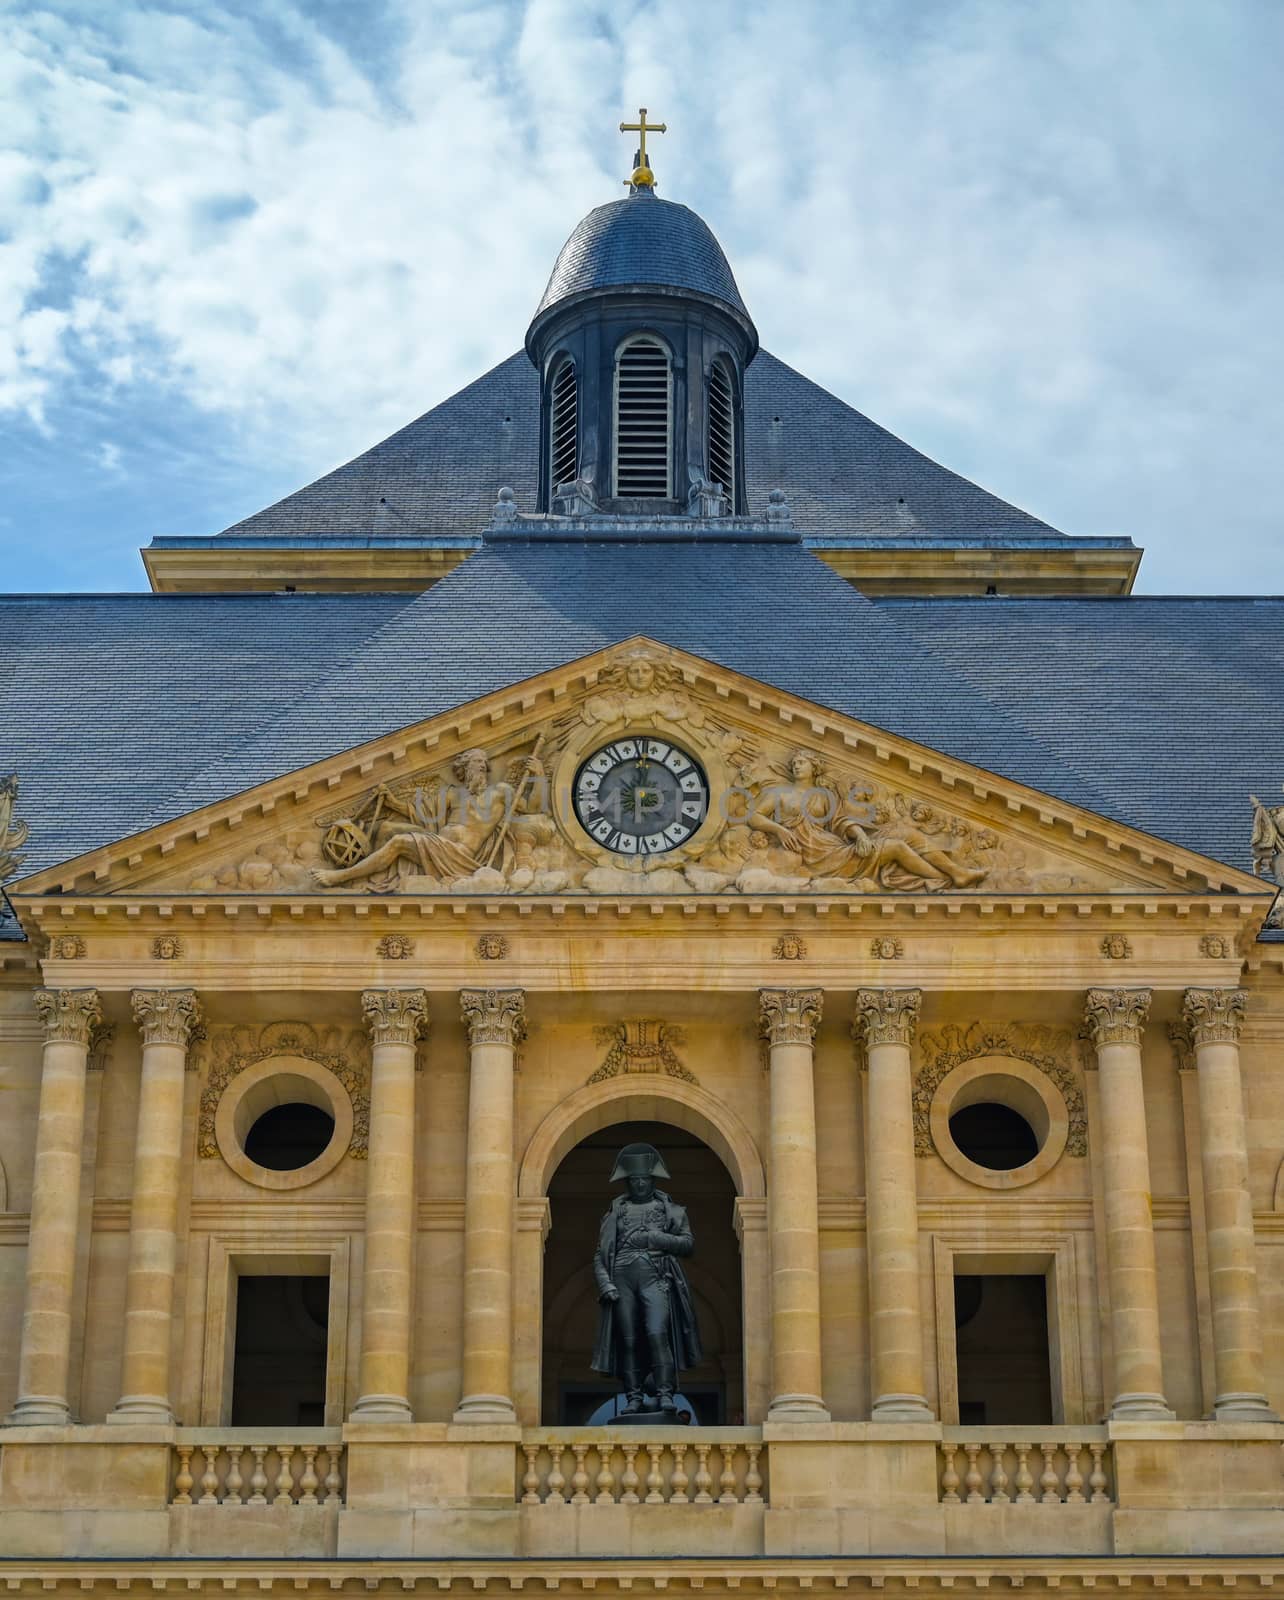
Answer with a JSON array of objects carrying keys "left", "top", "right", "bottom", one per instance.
[{"left": 155, "top": 644, "right": 1164, "bottom": 900}]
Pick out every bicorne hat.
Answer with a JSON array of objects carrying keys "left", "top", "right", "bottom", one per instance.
[{"left": 609, "top": 1142, "right": 671, "bottom": 1182}]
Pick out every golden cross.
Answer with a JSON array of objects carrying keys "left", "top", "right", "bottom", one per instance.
[{"left": 619, "top": 107, "right": 666, "bottom": 187}]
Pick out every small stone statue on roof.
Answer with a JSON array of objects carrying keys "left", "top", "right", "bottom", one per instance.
[
  {"left": 1250, "top": 789, "right": 1284, "bottom": 885},
  {"left": 591, "top": 1142, "right": 702, "bottom": 1421}
]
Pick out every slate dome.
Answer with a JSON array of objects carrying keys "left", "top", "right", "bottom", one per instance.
[{"left": 527, "top": 190, "right": 756, "bottom": 354}]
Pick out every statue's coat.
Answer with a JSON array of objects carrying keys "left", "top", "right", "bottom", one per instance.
[{"left": 590, "top": 1189, "right": 703, "bottom": 1378}]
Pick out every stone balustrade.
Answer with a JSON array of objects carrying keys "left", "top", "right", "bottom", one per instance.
[
  {"left": 517, "top": 1429, "right": 766, "bottom": 1506},
  {"left": 938, "top": 1429, "right": 1112, "bottom": 1505},
  {"left": 172, "top": 1431, "right": 345, "bottom": 1506}
]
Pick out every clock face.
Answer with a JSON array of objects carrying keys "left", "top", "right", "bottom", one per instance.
[{"left": 573, "top": 737, "right": 710, "bottom": 856}]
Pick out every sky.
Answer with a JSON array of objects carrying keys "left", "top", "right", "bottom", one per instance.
[{"left": 1, "top": 0, "right": 1282, "bottom": 595}]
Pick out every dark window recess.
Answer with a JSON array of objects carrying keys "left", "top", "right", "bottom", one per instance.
[
  {"left": 955, "top": 1274, "right": 1053, "bottom": 1425},
  {"left": 231, "top": 1275, "right": 329, "bottom": 1426},
  {"left": 707, "top": 360, "right": 736, "bottom": 499},
  {"left": 615, "top": 339, "right": 671, "bottom": 497},
  {"left": 549, "top": 359, "right": 578, "bottom": 487},
  {"left": 244, "top": 1103, "right": 335, "bottom": 1172},
  {"left": 949, "top": 1101, "right": 1038, "bottom": 1170}
]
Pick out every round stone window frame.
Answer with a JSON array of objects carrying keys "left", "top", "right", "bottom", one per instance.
[
  {"left": 215, "top": 1054, "right": 354, "bottom": 1191},
  {"left": 928, "top": 1054, "right": 1068, "bottom": 1191}
]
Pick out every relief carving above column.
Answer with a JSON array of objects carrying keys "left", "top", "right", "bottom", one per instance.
[
  {"left": 1083, "top": 987, "right": 1153, "bottom": 1048},
  {"left": 362, "top": 989, "right": 430, "bottom": 1048},
  {"left": 758, "top": 988, "right": 824, "bottom": 1047},
  {"left": 1182, "top": 986, "right": 1247, "bottom": 1045},
  {"left": 130, "top": 988, "right": 202, "bottom": 1048},
  {"left": 34, "top": 987, "right": 102, "bottom": 1046},
  {"left": 460, "top": 988, "right": 527, "bottom": 1048},
  {"left": 192, "top": 1021, "right": 371, "bottom": 1160},
  {"left": 853, "top": 987, "right": 922, "bottom": 1049}
]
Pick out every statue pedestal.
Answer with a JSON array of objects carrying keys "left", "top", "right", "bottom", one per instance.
[{"left": 616, "top": 1407, "right": 682, "bottom": 1427}]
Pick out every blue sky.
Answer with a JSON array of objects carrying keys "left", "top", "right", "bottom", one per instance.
[{"left": 2, "top": 0, "right": 1282, "bottom": 594}]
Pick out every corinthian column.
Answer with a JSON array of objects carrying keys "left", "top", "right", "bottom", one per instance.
[
  {"left": 454, "top": 988, "right": 525, "bottom": 1423},
  {"left": 758, "top": 988, "right": 829, "bottom": 1421},
  {"left": 1182, "top": 988, "right": 1277, "bottom": 1419},
  {"left": 352, "top": 988, "right": 428, "bottom": 1420},
  {"left": 1083, "top": 988, "right": 1173, "bottom": 1419},
  {"left": 8, "top": 989, "right": 102, "bottom": 1425},
  {"left": 854, "top": 988, "right": 933, "bottom": 1421},
  {"left": 109, "top": 988, "right": 202, "bottom": 1422}
]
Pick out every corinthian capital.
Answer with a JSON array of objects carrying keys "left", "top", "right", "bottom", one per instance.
[
  {"left": 1083, "top": 987, "right": 1152, "bottom": 1048},
  {"left": 131, "top": 988, "right": 202, "bottom": 1048},
  {"left": 758, "top": 988, "right": 824, "bottom": 1048},
  {"left": 460, "top": 988, "right": 527, "bottom": 1047},
  {"left": 362, "top": 988, "right": 430, "bottom": 1048},
  {"left": 1182, "top": 986, "right": 1247, "bottom": 1046},
  {"left": 34, "top": 987, "right": 102, "bottom": 1046},
  {"left": 852, "top": 988, "right": 922, "bottom": 1049}
]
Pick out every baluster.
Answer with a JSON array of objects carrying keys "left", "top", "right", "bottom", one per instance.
[
  {"left": 521, "top": 1444, "right": 542, "bottom": 1504},
  {"left": 940, "top": 1446, "right": 960, "bottom": 1503},
  {"left": 274, "top": 1446, "right": 296, "bottom": 1506},
  {"left": 224, "top": 1447, "right": 244, "bottom": 1506},
  {"left": 1014, "top": 1445, "right": 1034, "bottom": 1504},
  {"left": 298, "top": 1446, "right": 320, "bottom": 1506},
  {"left": 693, "top": 1443, "right": 713, "bottom": 1504},
  {"left": 323, "top": 1446, "right": 343, "bottom": 1505},
  {"left": 570, "top": 1443, "right": 590, "bottom": 1505},
  {"left": 718, "top": 1444, "right": 739, "bottom": 1505},
  {"left": 963, "top": 1443, "right": 984, "bottom": 1504},
  {"left": 1039, "top": 1443, "right": 1060, "bottom": 1504},
  {"left": 670, "top": 1443, "right": 689, "bottom": 1504},
  {"left": 744, "top": 1443, "right": 764, "bottom": 1505},
  {"left": 173, "top": 1446, "right": 194, "bottom": 1505},
  {"left": 620, "top": 1442, "right": 640, "bottom": 1505},
  {"left": 594, "top": 1444, "right": 616, "bottom": 1505},
  {"left": 247, "top": 1445, "right": 269, "bottom": 1505},
  {"left": 546, "top": 1444, "right": 566, "bottom": 1506},
  {"left": 645, "top": 1442, "right": 665, "bottom": 1504},
  {"left": 1088, "top": 1443, "right": 1109, "bottom": 1503},
  {"left": 989, "top": 1443, "right": 1010, "bottom": 1504},
  {"left": 199, "top": 1445, "right": 220, "bottom": 1505},
  {"left": 1064, "top": 1445, "right": 1085, "bottom": 1505}
]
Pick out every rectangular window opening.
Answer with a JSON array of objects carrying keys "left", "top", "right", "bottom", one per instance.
[
  {"left": 954, "top": 1272, "right": 1053, "bottom": 1426},
  {"left": 230, "top": 1273, "right": 330, "bottom": 1427}
]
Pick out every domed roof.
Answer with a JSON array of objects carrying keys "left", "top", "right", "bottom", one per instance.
[{"left": 529, "top": 191, "right": 754, "bottom": 346}]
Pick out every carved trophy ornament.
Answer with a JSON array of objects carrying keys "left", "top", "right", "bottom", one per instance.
[
  {"left": 591, "top": 1143, "right": 702, "bottom": 1421},
  {"left": 178, "top": 645, "right": 1109, "bottom": 899},
  {"left": 1250, "top": 789, "right": 1284, "bottom": 927},
  {"left": 0, "top": 775, "right": 29, "bottom": 883}
]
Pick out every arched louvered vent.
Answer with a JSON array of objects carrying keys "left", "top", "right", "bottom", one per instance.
[
  {"left": 614, "top": 337, "right": 672, "bottom": 497},
  {"left": 549, "top": 358, "right": 578, "bottom": 488},
  {"left": 707, "top": 358, "right": 736, "bottom": 502}
]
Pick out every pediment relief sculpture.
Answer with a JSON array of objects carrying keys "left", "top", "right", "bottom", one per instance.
[{"left": 146, "top": 645, "right": 1195, "bottom": 900}]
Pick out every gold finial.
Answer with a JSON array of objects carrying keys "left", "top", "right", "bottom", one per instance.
[{"left": 620, "top": 106, "right": 666, "bottom": 189}]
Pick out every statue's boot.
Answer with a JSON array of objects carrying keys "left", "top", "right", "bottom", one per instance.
[
  {"left": 621, "top": 1373, "right": 645, "bottom": 1414},
  {"left": 655, "top": 1363, "right": 677, "bottom": 1414}
]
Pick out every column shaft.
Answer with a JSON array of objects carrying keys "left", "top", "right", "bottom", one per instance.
[
  {"left": 854, "top": 988, "right": 932, "bottom": 1422},
  {"left": 759, "top": 988, "right": 829, "bottom": 1421},
  {"left": 1084, "top": 988, "right": 1173, "bottom": 1419},
  {"left": 1184, "top": 988, "right": 1277, "bottom": 1419},
  {"left": 454, "top": 988, "right": 524, "bottom": 1423},
  {"left": 8, "top": 989, "right": 101, "bottom": 1425},
  {"left": 351, "top": 989, "right": 428, "bottom": 1420},
  {"left": 109, "top": 989, "right": 200, "bottom": 1422}
]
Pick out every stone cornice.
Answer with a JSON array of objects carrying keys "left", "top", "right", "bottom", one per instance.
[
  {"left": 33, "top": 987, "right": 102, "bottom": 1046},
  {"left": 1182, "top": 985, "right": 1248, "bottom": 1046},
  {"left": 361, "top": 988, "right": 430, "bottom": 1048},
  {"left": 853, "top": 986, "right": 922, "bottom": 1048},
  {"left": 1083, "top": 987, "right": 1152, "bottom": 1048},
  {"left": 130, "top": 987, "right": 202, "bottom": 1048},
  {"left": 758, "top": 987, "right": 823, "bottom": 1047},
  {"left": 460, "top": 988, "right": 527, "bottom": 1047}
]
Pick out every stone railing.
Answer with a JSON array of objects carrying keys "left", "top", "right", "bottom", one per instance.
[
  {"left": 939, "top": 1429, "right": 1113, "bottom": 1505},
  {"left": 518, "top": 1429, "right": 766, "bottom": 1506},
  {"left": 172, "top": 1431, "right": 345, "bottom": 1506}
]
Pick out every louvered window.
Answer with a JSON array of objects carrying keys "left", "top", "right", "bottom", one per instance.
[
  {"left": 707, "top": 358, "right": 736, "bottom": 502},
  {"left": 614, "top": 337, "right": 672, "bottom": 497},
  {"left": 549, "top": 358, "right": 578, "bottom": 488}
]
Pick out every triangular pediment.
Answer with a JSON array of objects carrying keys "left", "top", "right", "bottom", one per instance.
[{"left": 10, "top": 639, "right": 1264, "bottom": 903}]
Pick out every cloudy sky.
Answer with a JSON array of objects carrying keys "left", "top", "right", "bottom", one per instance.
[{"left": 2, "top": 0, "right": 1282, "bottom": 594}]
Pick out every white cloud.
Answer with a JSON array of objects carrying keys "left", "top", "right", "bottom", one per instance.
[{"left": 2, "top": 0, "right": 1282, "bottom": 590}]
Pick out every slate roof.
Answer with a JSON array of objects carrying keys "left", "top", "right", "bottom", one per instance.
[
  {"left": 530, "top": 192, "right": 752, "bottom": 329},
  {"left": 203, "top": 350, "right": 1068, "bottom": 547},
  {"left": 5, "top": 548, "right": 1281, "bottom": 883}
]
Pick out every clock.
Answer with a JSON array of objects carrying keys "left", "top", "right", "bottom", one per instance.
[{"left": 573, "top": 737, "right": 710, "bottom": 856}]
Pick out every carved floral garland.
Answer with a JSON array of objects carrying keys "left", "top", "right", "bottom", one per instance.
[
  {"left": 912, "top": 1021, "right": 1087, "bottom": 1159},
  {"left": 194, "top": 1020, "right": 370, "bottom": 1160},
  {"left": 589, "top": 1019, "right": 695, "bottom": 1084}
]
